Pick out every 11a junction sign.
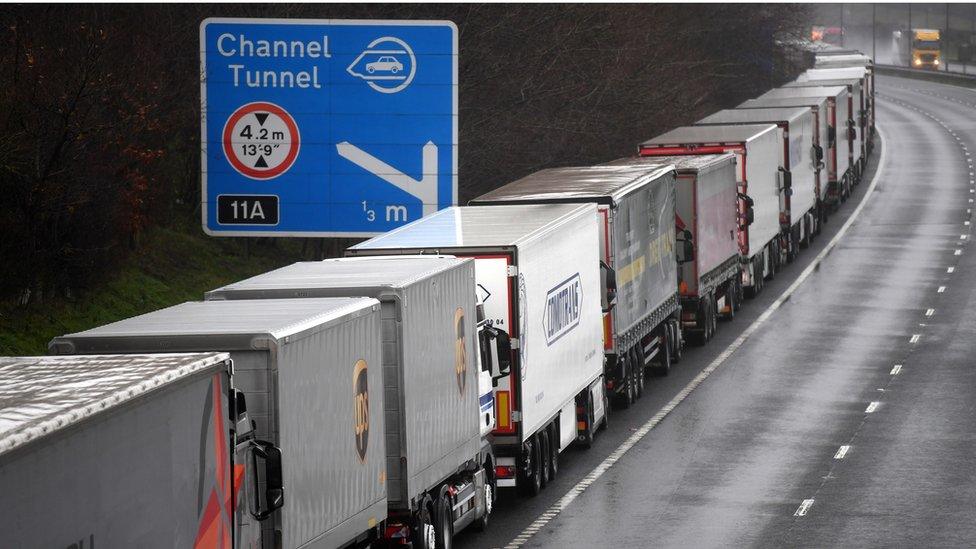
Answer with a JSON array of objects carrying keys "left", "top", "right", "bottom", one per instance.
[{"left": 200, "top": 18, "right": 458, "bottom": 236}]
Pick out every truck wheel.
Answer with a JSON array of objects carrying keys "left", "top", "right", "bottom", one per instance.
[
  {"left": 473, "top": 468, "right": 494, "bottom": 531},
  {"left": 579, "top": 396, "right": 596, "bottom": 448},
  {"left": 412, "top": 498, "right": 436, "bottom": 549},
  {"left": 435, "top": 487, "right": 454, "bottom": 549},
  {"left": 723, "top": 283, "right": 735, "bottom": 321},
  {"left": 671, "top": 321, "right": 683, "bottom": 363},
  {"left": 548, "top": 424, "right": 559, "bottom": 480},
  {"left": 633, "top": 347, "right": 645, "bottom": 397},
  {"left": 600, "top": 391, "right": 610, "bottom": 430},
  {"left": 539, "top": 430, "right": 551, "bottom": 488},
  {"left": 615, "top": 357, "right": 633, "bottom": 409},
  {"left": 654, "top": 330, "right": 672, "bottom": 376},
  {"left": 518, "top": 436, "right": 542, "bottom": 497}
]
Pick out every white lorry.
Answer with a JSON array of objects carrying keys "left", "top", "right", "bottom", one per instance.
[
  {"left": 470, "top": 163, "right": 682, "bottom": 407},
  {"left": 697, "top": 106, "right": 822, "bottom": 259},
  {"left": 789, "top": 66, "right": 874, "bottom": 162},
  {"left": 0, "top": 352, "right": 272, "bottom": 548},
  {"left": 736, "top": 95, "right": 836, "bottom": 211},
  {"left": 754, "top": 86, "right": 855, "bottom": 203},
  {"left": 639, "top": 124, "right": 783, "bottom": 297},
  {"left": 347, "top": 204, "right": 608, "bottom": 497},
  {"left": 50, "top": 297, "right": 386, "bottom": 549},
  {"left": 206, "top": 256, "right": 505, "bottom": 546}
]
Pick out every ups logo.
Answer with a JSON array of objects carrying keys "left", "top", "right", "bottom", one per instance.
[
  {"left": 454, "top": 307, "right": 467, "bottom": 396},
  {"left": 353, "top": 359, "right": 369, "bottom": 463}
]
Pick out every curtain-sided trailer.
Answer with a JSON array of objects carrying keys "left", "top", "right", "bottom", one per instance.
[
  {"left": 50, "top": 298, "right": 384, "bottom": 549},
  {"left": 606, "top": 154, "right": 742, "bottom": 345},
  {"left": 696, "top": 106, "right": 822, "bottom": 259},
  {"left": 348, "top": 204, "right": 607, "bottom": 498},
  {"left": 206, "top": 256, "right": 501, "bottom": 546},
  {"left": 471, "top": 164, "right": 682, "bottom": 408},
  {"left": 0, "top": 353, "right": 262, "bottom": 548},
  {"left": 756, "top": 86, "right": 855, "bottom": 203},
  {"left": 639, "top": 124, "right": 783, "bottom": 298}
]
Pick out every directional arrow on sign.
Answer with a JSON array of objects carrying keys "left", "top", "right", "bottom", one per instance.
[{"left": 336, "top": 141, "right": 438, "bottom": 217}]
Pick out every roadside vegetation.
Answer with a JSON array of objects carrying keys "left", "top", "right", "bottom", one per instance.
[{"left": 0, "top": 4, "right": 811, "bottom": 354}]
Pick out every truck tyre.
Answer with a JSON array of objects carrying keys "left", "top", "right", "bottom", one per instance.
[
  {"left": 548, "top": 424, "right": 559, "bottom": 480},
  {"left": 615, "top": 357, "right": 634, "bottom": 409},
  {"left": 600, "top": 390, "right": 611, "bottom": 431},
  {"left": 633, "top": 347, "right": 645, "bottom": 397},
  {"left": 671, "top": 320, "right": 683, "bottom": 363},
  {"left": 473, "top": 467, "right": 494, "bottom": 531},
  {"left": 518, "top": 436, "right": 542, "bottom": 497},
  {"left": 653, "top": 330, "right": 672, "bottom": 376},
  {"left": 413, "top": 497, "right": 437, "bottom": 549},
  {"left": 435, "top": 487, "right": 454, "bottom": 549},
  {"left": 579, "top": 395, "right": 596, "bottom": 448},
  {"left": 539, "top": 430, "right": 551, "bottom": 488},
  {"left": 723, "top": 282, "right": 735, "bottom": 321}
]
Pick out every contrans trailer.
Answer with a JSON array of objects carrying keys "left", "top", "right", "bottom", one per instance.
[
  {"left": 471, "top": 163, "right": 682, "bottom": 406},
  {"left": 348, "top": 204, "right": 608, "bottom": 497}
]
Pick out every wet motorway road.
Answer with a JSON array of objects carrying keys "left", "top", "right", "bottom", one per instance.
[{"left": 456, "top": 74, "right": 976, "bottom": 548}]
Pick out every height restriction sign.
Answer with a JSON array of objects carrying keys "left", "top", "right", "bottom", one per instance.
[{"left": 200, "top": 18, "right": 458, "bottom": 237}]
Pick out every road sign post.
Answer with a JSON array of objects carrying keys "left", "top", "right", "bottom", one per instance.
[{"left": 200, "top": 18, "right": 458, "bottom": 237}]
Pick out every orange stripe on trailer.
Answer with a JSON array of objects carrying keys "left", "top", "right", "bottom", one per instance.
[
  {"left": 496, "top": 391, "right": 511, "bottom": 431},
  {"left": 603, "top": 313, "right": 613, "bottom": 350}
]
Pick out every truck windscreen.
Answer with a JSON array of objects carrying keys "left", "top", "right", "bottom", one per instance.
[{"left": 913, "top": 40, "right": 940, "bottom": 50}]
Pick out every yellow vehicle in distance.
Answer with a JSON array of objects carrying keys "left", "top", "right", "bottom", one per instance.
[{"left": 912, "top": 28, "right": 942, "bottom": 70}]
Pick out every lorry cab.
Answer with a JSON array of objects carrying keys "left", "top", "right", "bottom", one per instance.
[{"left": 911, "top": 28, "right": 942, "bottom": 69}]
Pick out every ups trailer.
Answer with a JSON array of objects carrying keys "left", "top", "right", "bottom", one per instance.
[
  {"left": 794, "top": 65, "right": 875, "bottom": 153},
  {"left": 206, "top": 256, "right": 501, "bottom": 546},
  {"left": 756, "top": 86, "right": 855, "bottom": 203},
  {"left": 50, "top": 297, "right": 385, "bottom": 549},
  {"left": 696, "top": 106, "right": 822, "bottom": 259},
  {"left": 736, "top": 96, "right": 835, "bottom": 211},
  {"left": 639, "top": 124, "right": 783, "bottom": 298},
  {"left": 348, "top": 204, "right": 608, "bottom": 497},
  {"left": 470, "top": 163, "right": 682, "bottom": 408},
  {"left": 0, "top": 352, "right": 269, "bottom": 548},
  {"left": 603, "top": 154, "right": 741, "bottom": 345}
]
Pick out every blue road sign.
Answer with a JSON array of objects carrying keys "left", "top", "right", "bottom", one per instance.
[{"left": 200, "top": 18, "right": 457, "bottom": 236}]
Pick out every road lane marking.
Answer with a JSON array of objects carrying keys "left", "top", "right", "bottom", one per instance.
[
  {"left": 938, "top": 286, "right": 947, "bottom": 293},
  {"left": 947, "top": 267, "right": 955, "bottom": 273},
  {"left": 794, "top": 499, "right": 815, "bottom": 517},
  {"left": 955, "top": 249, "right": 963, "bottom": 256},
  {"left": 866, "top": 401, "right": 880, "bottom": 413},
  {"left": 910, "top": 334, "right": 921, "bottom": 344},
  {"left": 925, "top": 308, "right": 935, "bottom": 317},
  {"left": 890, "top": 364, "right": 902, "bottom": 375},
  {"left": 499, "top": 125, "right": 889, "bottom": 548},
  {"left": 834, "top": 445, "right": 851, "bottom": 459}
]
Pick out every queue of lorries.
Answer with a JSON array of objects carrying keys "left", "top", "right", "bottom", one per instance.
[{"left": 0, "top": 43, "right": 875, "bottom": 548}]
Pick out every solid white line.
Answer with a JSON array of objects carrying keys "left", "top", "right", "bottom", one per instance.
[
  {"left": 834, "top": 445, "right": 851, "bottom": 459},
  {"left": 499, "top": 125, "right": 890, "bottom": 548},
  {"left": 866, "top": 401, "right": 880, "bottom": 413},
  {"left": 794, "top": 499, "right": 815, "bottom": 517},
  {"left": 890, "top": 364, "right": 902, "bottom": 375}
]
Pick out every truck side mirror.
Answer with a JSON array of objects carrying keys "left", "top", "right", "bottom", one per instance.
[
  {"left": 779, "top": 168, "right": 793, "bottom": 197},
  {"left": 827, "top": 126, "right": 836, "bottom": 148},
  {"left": 848, "top": 122, "right": 857, "bottom": 142},
  {"left": 738, "top": 193, "right": 755, "bottom": 227},
  {"left": 813, "top": 144, "right": 824, "bottom": 162},
  {"left": 600, "top": 261, "right": 617, "bottom": 313},
  {"left": 248, "top": 439, "right": 284, "bottom": 520},
  {"left": 492, "top": 328, "right": 512, "bottom": 379},
  {"left": 676, "top": 229, "right": 695, "bottom": 264}
]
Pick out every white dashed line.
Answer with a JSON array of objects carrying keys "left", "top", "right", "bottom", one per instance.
[
  {"left": 962, "top": 235, "right": 969, "bottom": 240},
  {"left": 890, "top": 364, "right": 902, "bottom": 375},
  {"left": 938, "top": 286, "right": 947, "bottom": 293},
  {"left": 947, "top": 267, "right": 955, "bottom": 273},
  {"left": 834, "top": 445, "right": 851, "bottom": 459},
  {"left": 910, "top": 334, "right": 921, "bottom": 344},
  {"left": 794, "top": 499, "right": 815, "bottom": 517},
  {"left": 925, "top": 308, "right": 935, "bottom": 317},
  {"left": 866, "top": 401, "right": 880, "bottom": 413},
  {"left": 956, "top": 249, "right": 963, "bottom": 256}
]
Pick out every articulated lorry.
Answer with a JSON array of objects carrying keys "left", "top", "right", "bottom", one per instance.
[
  {"left": 813, "top": 54, "right": 875, "bottom": 144},
  {"left": 206, "top": 256, "right": 503, "bottom": 546},
  {"left": 746, "top": 86, "right": 854, "bottom": 203},
  {"left": 911, "top": 28, "right": 942, "bottom": 70},
  {"left": 697, "top": 106, "right": 822, "bottom": 258},
  {"left": 348, "top": 204, "right": 607, "bottom": 496},
  {"left": 606, "top": 154, "right": 741, "bottom": 345},
  {"left": 51, "top": 298, "right": 386, "bottom": 549},
  {"left": 789, "top": 67, "right": 873, "bottom": 166},
  {"left": 470, "top": 163, "right": 682, "bottom": 407},
  {"left": 0, "top": 352, "right": 268, "bottom": 548},
  {"left": 638, "top": 124, "right": 782, "bottom": 298}
]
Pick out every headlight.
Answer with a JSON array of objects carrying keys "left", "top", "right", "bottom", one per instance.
[
  {"left": 934, "top": 59, "right": 940, "bottom": 65},
  {"left": 914, "top": 59, "right": 922, "bottom": 66}
]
